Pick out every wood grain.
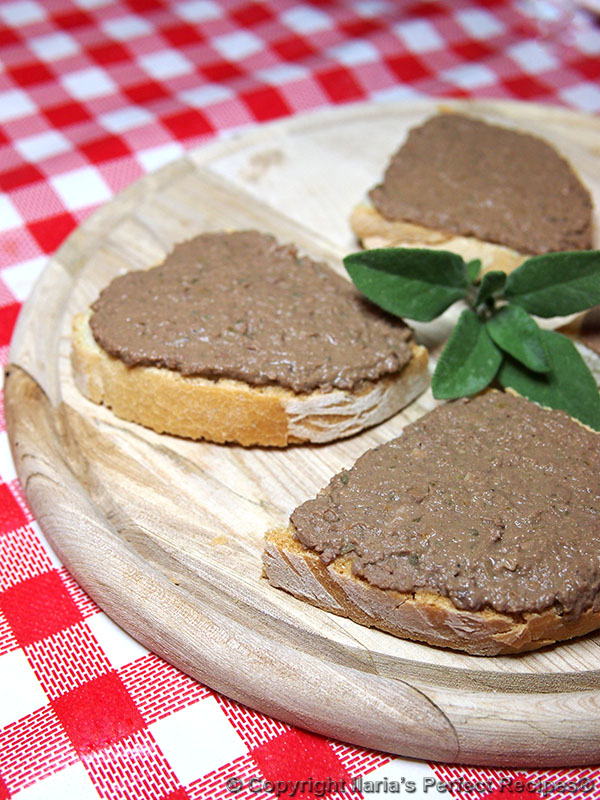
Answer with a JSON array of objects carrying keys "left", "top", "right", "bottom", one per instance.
[{"left": 6, "top": 100, "right": 600, "bottom": 767}]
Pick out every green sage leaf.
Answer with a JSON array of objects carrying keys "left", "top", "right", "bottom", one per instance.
[
  {"left": 467, "top": 259, "right": 482, "bottom": 283},
  {"left": 498, "top": 330, "right": 600, "bottom": 430},
  {"left": 486, "top": 304, "right": 551, "bottom": 373},
  {"left": 505, "top": 251, "right": 600, "bottom": 317},
  {"left": 343, "top": 248, "right": 469, "bottom": 322},
  {"left": 432, "top": 308, "right": 503, "bottom": 399},
  {"left": 474, "top": 270, "right": 506, "bottom": 308}
]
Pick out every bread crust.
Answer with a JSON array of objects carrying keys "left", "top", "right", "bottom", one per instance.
[
  {"left": 263, "top": 525, "right": 600, "bottom": 656},
  {"left": 71, "top": 312, "right": 429, "bottom": 447},
  {"left": 350, "top": 203, "right": 527, "bottom": 276}
]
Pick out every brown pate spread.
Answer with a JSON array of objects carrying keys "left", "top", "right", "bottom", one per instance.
[
  {"left": 90, "top": 230, "right": 413, "bottom": 393},
  {"left": 291, "top": 392, "right": 600, "bottom": 618},
  {"left": 369, "top": 114, "right": 593, "bottom": 255}
]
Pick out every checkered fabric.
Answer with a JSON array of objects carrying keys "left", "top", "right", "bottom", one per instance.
[{"left": 1, "top": 0, "right": 599, "bottom": 797}]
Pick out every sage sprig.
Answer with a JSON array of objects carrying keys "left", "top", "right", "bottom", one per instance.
[{"left": 343, "top": 249, "right": 600, "bottom": 430}]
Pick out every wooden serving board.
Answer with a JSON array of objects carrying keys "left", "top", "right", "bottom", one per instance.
[{"left": 6, "top": 100, "right": 600, "bottom": 768}]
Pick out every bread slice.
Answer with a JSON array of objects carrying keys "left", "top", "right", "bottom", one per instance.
[
  {"left": 351, "top": 113, "right": 594, "bottom": 276},
  {"left": 263, "top": 392, "right": 600, "bottom": 655},
  {"left": 263, "top": 526, "right": 600, "bottom": 656},
  {"left": 71, "top": 311, "right": 428, "bottom": 447},
  {"left": 350, "top": 203, "right": 526, "bottom": 276}
]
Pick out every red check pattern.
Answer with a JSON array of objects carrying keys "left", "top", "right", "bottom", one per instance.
[{"left": 0, "top": 0, "right": 599, "bottom": 797}]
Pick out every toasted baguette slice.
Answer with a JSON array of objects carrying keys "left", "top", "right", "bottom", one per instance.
[
  {"left": 351, "top": 113, "right": 595, "bottom": 276},
  {"left": 264, "top": 392, "right": 600, "bottom": 655},
  {"left": 263, "top": 525, "right": 600, "bottom": 656},
  {"left": 71, "top": 311, "right": 428, "bottom": 447},
  {"left": 350, "top": 203, "right": 526, "bottom": 276}
]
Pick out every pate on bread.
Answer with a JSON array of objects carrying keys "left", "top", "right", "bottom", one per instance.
[
  {"left": 351, "top": 113, "right": 594, "bottom": 276},
  {"left": 71, "top": 230, "right": 428, "bottom": 446},
  {"left": 263, "top": 392, "right": 600, "bottom": 655}
]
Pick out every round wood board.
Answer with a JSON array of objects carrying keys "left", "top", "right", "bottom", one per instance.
[{"left": 6, "top": 100, "right": 600, "bottom": 768}]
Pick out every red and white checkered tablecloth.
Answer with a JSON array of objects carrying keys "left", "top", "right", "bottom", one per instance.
[{"left": 1, "top": 1, "right": 600, "bottom": 798}]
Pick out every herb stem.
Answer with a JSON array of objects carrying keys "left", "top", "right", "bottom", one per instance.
[{"left": 466, "top": 284, "right": 479, "bottom": 309}]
